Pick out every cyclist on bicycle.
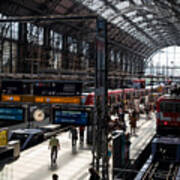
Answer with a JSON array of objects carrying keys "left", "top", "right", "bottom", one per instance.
[{"left": 48, "top": 135, "right": 60, "bottom": 165}]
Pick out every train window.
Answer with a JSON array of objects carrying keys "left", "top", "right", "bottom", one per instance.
[
  {"left": 160, "top": 102, "right": 175, "bottom": 113},
  {"left": 175, "top": 103, "right": 180, "bottom": 113}
]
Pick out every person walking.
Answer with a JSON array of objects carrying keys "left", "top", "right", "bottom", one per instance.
[
  {"left": 107, "top": 144, "right": 112, "bottom": 165},
  {"left": 129, "top": 110, "right": 137, "bottom": 135},
  {"left": 145, "top": 104, "right": 150, "bottom": 120},
  {"left": 71, "top": 126, "right": 78, "bottom": 153},
  {"left": 71, "top": 126, "right": 78, "bottom": 146},
  {"left": 79, "top": 126, "right": 85, "bottom": 145},
  {"left": 49, "top": 135, "right": 60, "bottom": 166}
]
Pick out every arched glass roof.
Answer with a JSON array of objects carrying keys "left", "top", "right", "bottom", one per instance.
[
  {"left": 0, "top": 0, "right": 180, "bottom": 59},
  {"left": 146, "top": 46, "right": 180, "bottom": 77}
]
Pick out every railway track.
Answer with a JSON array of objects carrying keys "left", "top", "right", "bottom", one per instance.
[{"left": 141, "top": 161, "right": 180, "bottom": 180}]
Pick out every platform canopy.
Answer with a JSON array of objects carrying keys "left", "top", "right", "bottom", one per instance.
[{"left": 0, "top": 0, "right": 180, "bottom": 59}]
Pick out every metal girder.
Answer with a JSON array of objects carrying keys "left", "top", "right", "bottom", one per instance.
[
  {"left": 0, "top": 15, "right": 97, "bottom": 23},
  {"left": 108, "top": 39, "right": 147, "bottom": 58},
  {"left": 135, "top": 11, "right": 170, "bottom": 46},
  {"left": 121, "top": 14, "right": 158, "bottom": 46},
  {"left": 0, "top": 0, "right": 180, "bottom": 75}
]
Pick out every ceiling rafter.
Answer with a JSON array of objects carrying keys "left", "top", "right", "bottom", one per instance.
[{"left": 1, "top": 0, "right": 180, "bottom": 61}]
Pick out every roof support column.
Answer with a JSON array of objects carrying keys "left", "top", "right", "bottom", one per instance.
[
  {"left": 114, "top": 50, "right": 118, "bottom": 71},
  {"left": 134, "top": 56, "right": 138, "bottom": 74},
  {"left": 137, "top": 57, "right": 143, "bottom": 74},
  {"left": 129, "top": 55, "right": 134, "bottom": 74},
  {"left": 120, "top": 52, "right": 124, "bottom": 73},
  {"left": 116, "top": 51, "right": 121, "bottom": 72},
  {"left": 61, "top": 34, "right": 69, "bottom": 69},
  {"left": 43, "top": 27, "right": 50, "bottom": 67},
  {"left": 127, "top": 53, "right": 131, "bottom": 74},
  {"left": 93, "top": 18, "right": 109, "bottom": 180},
  {"left": 17, "top": 23, "right": 27, "bottom": 73},
  {"left": 88, "top": 42, "right": 96, "bottom": 69},
  {"left": 124, "top": 53, "right": 128, "bottom": 73},
  {"left": 108, "top": 48, "right": 112, "bottom": 71}
]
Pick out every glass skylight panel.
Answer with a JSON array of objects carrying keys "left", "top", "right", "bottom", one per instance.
[
  {"left": 151, "top": 20, "right": 158, "bottom": 25},
  {"left": 138, "top": 22, "right": 148, "bottom": 28},
  {"left": 112, "top": 16, "right": 123, "bottom": 24},
  {"left": 146, "top": 14, "right": 153, "bottom": 19},
  {"left": 133, "top": 0, "right": 143, "bottom": 5},
  {"left": 133, "top": 16, "right": 143, "bottom": 23},
  {"left": 101, "top": 8, "right": 115, "bottom": 18},
  {"left": 126, "top": 11, "right": 137, "bottom": 18},
  {"left": 116, "top": 1, "right": 130, "bottom": 10},
  {"left": 83, "top": 0, "right": 104, "bottom": 11},
  {"left": 120, "top": 23, "right": 130, "bottom": 30}
]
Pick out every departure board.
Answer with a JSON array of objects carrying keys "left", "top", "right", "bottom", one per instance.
[
  {"left": 1, "top": 80, "right": 23, "bottom": 95},
  {"left": 0, "top": 107, "right": 24, "bottom": 121},
  {"left": 33, "top": 81, "right": 82, "bottom": 96},
  {"left": 1, "top": 79, "right": 31, "bottom": 95},
  {"left": 53, "top": 110, "right": 88, "bottom": 125},
  {"left": 33, "top": 81, "right": 52, "bottom": 96},
  {"left": 1, "top": 79, "right": 82, "bottom": 97},
  {"left": 51, "top": 82, "right": 82, "bottom": 96}
]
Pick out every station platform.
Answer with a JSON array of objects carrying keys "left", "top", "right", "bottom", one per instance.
[
  {"left": 127, "top": 112, "right": 156, "bottom": 160},
  {"left": 0, "top": 112, "right": 156, "bottom": 180}
]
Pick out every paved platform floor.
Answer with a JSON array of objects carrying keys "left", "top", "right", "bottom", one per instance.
[{"left": 0, "top": 112, "right": 156, "bottom": 180}]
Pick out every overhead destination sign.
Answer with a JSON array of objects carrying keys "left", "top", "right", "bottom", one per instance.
[
  {"left": 0, "top": 107, "right": 24, "bottom": 121},
  {"left": 1, "top": 95, "right": 21, "bottom": 102},
  {"left": 53, "top": 110, "right": 88, "bottom": 125},
  {"left": 1, "top": 95, "right": 81, "bottom": 104},
  {"left": 34, "top": 96, "right": 81, "bottom": 104}
]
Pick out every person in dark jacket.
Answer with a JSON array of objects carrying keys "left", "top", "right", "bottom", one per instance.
[
  {"left": 71, "top": 126, "right": 78, "bottom": 146},
  {"left": 89, "top": 167, "right": 100, "bottom": 180}
]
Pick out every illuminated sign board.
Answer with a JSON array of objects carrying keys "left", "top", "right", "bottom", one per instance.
[
  {"left": 53, "top": 110, "right": 88, "bottom": 125},
  {"left": 35, "top": 96, "right": 81, "bottom": 104},
  {"left": 0, "top": 107, "right": 24, "bottom": 121},
  {"left": 1, "top": 95, "right": 21, "bottom": 102}
]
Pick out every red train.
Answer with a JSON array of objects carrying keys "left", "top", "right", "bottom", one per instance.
[
  {"left": 82, "top": 84, "right": 165, "bottom": 110},
  {"left": 156, "top": 93, "right": 180, "bottom": 135}
]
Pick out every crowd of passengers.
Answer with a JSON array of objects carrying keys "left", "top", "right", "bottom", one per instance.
[{"left": 108, "top": 97, "right": 155, "bottom": 136}]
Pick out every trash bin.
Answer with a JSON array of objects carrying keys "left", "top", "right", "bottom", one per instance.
[{"left": 8, "top": 140, "right": 20, "bottom": 158}]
